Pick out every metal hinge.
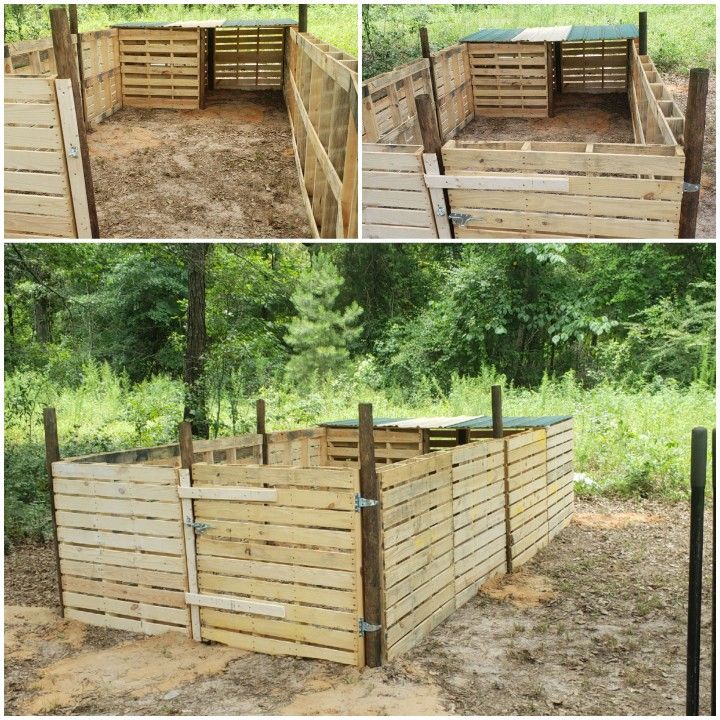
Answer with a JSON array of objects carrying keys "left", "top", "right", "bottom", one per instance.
[
  {"left": 185, "top": 517, "right": 211, "bottom": 535},
  {"left": 448, "top": 212, "right": 472, "bottom": 227},
  {"left": 358, "top": 618, "right": 382, "bottom": 635},
  {"left": 683, "top": 182, "right": 700, "bottom": 193},
  {"left": 354, "top": 493, "right": 379, "bottom": 511}
]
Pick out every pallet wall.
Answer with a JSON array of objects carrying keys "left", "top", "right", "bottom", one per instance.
[
  {"left": 118, "top": 28, "right": 201, "bottom": 110},
  {"left": 52, "top": 462, "right": 189, "bottom": 634},
  {"left": 379, "top": 439, "right": 509, "bottom": 660},
  {"left": 4, "top": 37, "right": 66, "bottom": 76},
  {"left": 362, "top": 58, "right": 434, "bottom": 145},
  {"left": 325, "top": 426, "right": 424, "bottom": 466},
  {"left": 466, "top": 42, "right": 549, "bottom": 118},
  {"left": 560, "top": 39, "right": 628, "bottom": 93},
  {"left": 80, "top": 30, "right": 122, "bottom": 127},
  {"left": 362, "top": 144, "right": 440, "bottom": 239},
  {"left": 442, "top": 139, "right": 684, "bottom": 239},
  {"left": 4, "top": 76, "right": 80, "bottom": 238},
  {"left": 190, "top": 464, "right": 364, "bottom": 665},
  {"left": 432, "top": 44, "right": 474, "bottom": 140},
  {"left": 545, "top": 418, "right": 574, "bottom": 539},
  {"left": 266, "top": 428, "right": 326, "bottom": 466},
  {"left": 284, "top": 29, "right": 358, "bottom": 239},
  {"left": 213, "top": 25, "right": 286, "bottom": 89}
]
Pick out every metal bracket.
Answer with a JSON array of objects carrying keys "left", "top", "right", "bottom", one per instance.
[
  {"left": 68, "top": 145, "right": 79, "bottom": 158},
  {"left": 185, "top": 517, "right": 211, "bottom": 535},
  {"left": 355, "top": 494, "right": 379, "bottom": 512},
  {"left": 358, "top": 618, "right": 382, "bottom": 636},
  {"left": 436, "top": 203, "right": 446, "bottom": 217},
  {"left": 448, "top": 212, "right": 472, "bottom": 227},
  {"left": 683, "top": 182, "right": 700, "bottom": 193}
]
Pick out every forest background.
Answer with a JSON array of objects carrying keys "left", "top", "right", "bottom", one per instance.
[{"left": 4, "top": 243, "right": 716, "bottom": 545}]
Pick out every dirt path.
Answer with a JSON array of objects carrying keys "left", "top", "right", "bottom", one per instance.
[
  {"left": 88, "top": 90, "right": 312, "bottom": 239},
  {"left": 4, "top": 498, "right": 713, "bottom": 715}
]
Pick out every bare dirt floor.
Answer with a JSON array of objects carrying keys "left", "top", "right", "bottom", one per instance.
[
  {"left": 4, "top": 498, "right": 714, "bottom": 716},
  {"left": 87, "top": 90, "right": 312, "bottom": 239},
  {"left": 456, "top": 76, "right": 716, "bottom": 239}
]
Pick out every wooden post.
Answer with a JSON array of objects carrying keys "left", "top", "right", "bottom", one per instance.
[
  {"left": 43, "top": 408, "right": 65, "bottom": 618},
  {"left": 358, "top": 403, "right": 384, "bottom": 667},
  {"left": 679, "top": 68, "right": 709, "bottom": 239},
  {"left": 198, "top": 28, "right": 206, "bottom": 110},
  {"left": 298, "top": 5, "right": 308, "bottom": 33},
  {"left": 67, "top": 4, "right": 86, "bottom": 127},
  {"left": 68, "top": 5, "right": 78, "bottom": 33},
  {"left": 419, "top": 27, "right": 442, "bottom": 133},
  {"left": 256, "top": 398, "right": 268, "bottom": 465},
  {"left": 554, "top": 41, "right": 562, "bottom": 94},
  {"left": 178, "top": 421, "right": 198, "bottom": 638},
  {"left": 208, "top": 28, "right": 215, "bottom": 90},
  {"left": 639, "top": 12, "right": 648, "bottom": 56},
  {"left": 179, "top": 420, "right": 195, "bottom": 469},
  {"left": 626, "top": 38, "right": 633, "bottom": 91},
  {"left": 491, "top": 385, "right": 503, "bottom": 439},
  {"left": 456, "top": 428, "right": 471, "bottom": 445},
  {"left": 50, "top": 7, "right": 99, "bottom": 238},
  {"left": 546, "top": 42, "right": 554, "bottom": 117}
]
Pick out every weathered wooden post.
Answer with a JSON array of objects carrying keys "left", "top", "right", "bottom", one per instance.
[
  {"left": 713, "top": 428, "right": 717, "bottom": 716},
  {"left": 554, "top": 41, "right": 562, "bottom": 94},
  {"left": 491, "top": 385, "right": 504, "bottom": 439},
  {"left": 686, "top": 426, "right": 707, "bottom": 715},
  {"left": 638, "top": 11, "right": 648, "bottom": 56},
  {"left": 208, "top": 28, "right": 215, "bottom": 90},
  {"left": 358, "top": 402, "right": 384, "bottom": 666},
  {"left": 679, "top": 68, "right": 709, "bottom": 238},
  {"left": 256, "top": 398, "right": 268, "bottom": 465},
  {"left": 67, "top": 3, "right": 85, "bottom": 126},
  {"left": 42, "top": 408, "right": 65, "bottom": 617},
  {"left": 419, "top": 27, "right": 440, "bottom": 121},
  {"left": 298, "top": 5, "right": 308, "bottom": 33},
  {"left": 50, "top": 6, "right": 99, "bottom": 238}
]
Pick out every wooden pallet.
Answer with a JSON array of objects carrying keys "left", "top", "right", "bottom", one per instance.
[
  {"left": 466, "top": 42, "right": 549, "bottom": 118},
  {"left": 431, "top": 44, "right": 474, "bottom": 140},
  {"left": 561, "top": 39, "right": 628, "bottom": 93},
  {"left": 284, "top": 30, "right": 358, "bottom": 239},
  {"left": 326, "top": 426, "right": 424, "bottom": 466},
  {"left": 443, "top": 139, "right": 684, "bottom": 239},
  {"left": 213, "top": 26, "right": 285, "bottom": 89},
  {"left": 52, "top": 462, "right": 189, "bottom": 635},
  {"left": 80, "top": 30, "right": 122, "bottom": 127},
  {"left": 362, "top": 58, "right": 434, "bottom": 145},
  {"left": 362, "top": 143, "right": 440, "bottom": 239},
  {"left": 118, "top": 28, "right": 201, "bottom": 110}
]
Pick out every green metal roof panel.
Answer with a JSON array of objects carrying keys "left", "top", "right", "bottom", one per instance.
[
  {"left": 460, "top": 28, "right": 525, "bottom": 43},
  {"left": 566, "top": 24, "right": 638, "bottom": 41},
  {"left": 449, "top": 415, "right": 572, "bottom": 429},
  {"left": 221, "top": 19, "right": 297, "bottom": 27}
]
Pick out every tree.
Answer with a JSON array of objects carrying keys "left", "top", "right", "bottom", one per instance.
[
  {"left": 183, "top": 244, "right": 210, "bottom": 438},
  {"left": 285, "top": 253, "right": 363, "bottom": 382}
]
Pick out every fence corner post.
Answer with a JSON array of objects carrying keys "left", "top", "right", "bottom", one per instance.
[
  {"left": 679, "top": 67, "right": 709, "bottom": 239},
  {"left": 638, "top": 11, "right": 648, "bottom": 56},
  {"left": 686, "top": 426, "right": 707, "bottom": 715},
  {"left": 256, "top": 398, "right": 268, "bottom": 465},
  {"left": 358, "top": 402, "right": 384, "bottom": 666},
  {"left": 43, "top": 407, "right": 65, "bottom": 618},
  {"left": 491, "top": 385, "right": 504, "bottom": 439},
  {"left": 298, "top": 5, "right": 307, "bottom": 33}
]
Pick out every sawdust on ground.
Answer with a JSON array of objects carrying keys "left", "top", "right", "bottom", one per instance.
[
  {"left": 572, "top": 511, "right": 664, "bottom": 529},
  {"left": 87, "top": 89, "right": 311, "bottom": 239},
  {"left": 480, "top": 569, "right": 557, "bottom": 608}
]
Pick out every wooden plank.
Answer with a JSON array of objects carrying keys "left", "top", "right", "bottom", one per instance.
[
  {"left": 178, "top": 467, "right": 201, "bottom": 641},
  {"left": 57, "top": 526, "right": 182, "bottom": 554},
  {"left": 59, "top": 543, "right": 184, "bottom": 573},
  {"left": 178, "top": 486, "right": 278, "bottom": 502},
  {"left": 185, "top": 592, "right": 285, "bottom": 618},
  {"left": 63, "top": 591, "right": 187, "bottom": 626},
  {"left": 52, "top": 461, "right": 176, "bottom": 483},
  {"left": 62, "top": 575, "right": 185, "bottom": 608}
]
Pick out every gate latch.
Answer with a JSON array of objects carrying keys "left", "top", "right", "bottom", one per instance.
[
  {"left": 358, "top": 618, "right": 382, "bottom": 635},
  {"left": 185, "top": 517, "right": 211, "bottom": 535},
  {"left": 354, "top": 494, "right": 378, "bottom": 511},
  {"left": 448, "top": 212, "right": 472, "bottom": 227}
]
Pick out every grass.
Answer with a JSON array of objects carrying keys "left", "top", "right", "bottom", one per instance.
[
  {"left": 362, "top": 3, "right": 716, "bottom": 78},
  {"left": 4, "top": 3, "right": 357, "bottom": 56}
]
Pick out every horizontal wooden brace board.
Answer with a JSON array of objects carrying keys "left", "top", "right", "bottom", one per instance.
[
  {"left": 177, "top": 486, "right": 278, "bottom": 502},
  {"left": 426, "top": 174, "right": 569, "bottom": 191},
  {"left": 185, "top": 592, "right": 285, "bottom": 618}
]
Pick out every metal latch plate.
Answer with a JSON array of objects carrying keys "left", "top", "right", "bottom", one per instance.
[
  {"left": 358, "top": 618, "right": 381, "bottom": 635},
  {"left": 354, "top": 494, "right": 379, "bottom": 511},
  {"left": 185, "top": 518, "right": 211, "bottom": 534},
  {"left": 683, "top": 181, "right": 701, "bottom": 192},
  {"left": 448, "top": 212, "right": 472, "bottom": 227}
]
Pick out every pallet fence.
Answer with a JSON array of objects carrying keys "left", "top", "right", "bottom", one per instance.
[
  {"left": 431, "top": 44, "right": 474, "bottom": 140},
  {"left": 440, "top": 139, "right": 684, "bottom": 238},
  {"left": 80, "top": 30, "right": 122, "bottom": 127},
  {"left": 284, "top": 29, "right": 358, "bottom": 239},
  {"left": 213, "top": 25, "right": 287, "bottom": 89},
  {"left": 4, "top": 76, "right": 91, "bottom": 238},
  {"left": 560, "top": 39, "right": 629, "bottom": 93}
]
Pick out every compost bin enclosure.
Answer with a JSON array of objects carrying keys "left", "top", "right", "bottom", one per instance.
[
  {"left": 4, "top": 18, "right": 358, "bottom": 239},
  {"left": 362, "top": 23, "right": 687, "bottom": 239},
  {"left": 47, "top": 413, "right": 574, "bottom": 667}
]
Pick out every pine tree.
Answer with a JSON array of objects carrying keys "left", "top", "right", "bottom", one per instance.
[{"left": 285, "top": 253, "right": 363, "bottom": 381}]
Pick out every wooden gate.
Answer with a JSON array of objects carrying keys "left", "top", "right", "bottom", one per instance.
[
  {"left": 180, "top": 464, "right": 365, "bottom": 666},
  {"left": 5, "top": 76, "right": 92, "bottom": 238}
]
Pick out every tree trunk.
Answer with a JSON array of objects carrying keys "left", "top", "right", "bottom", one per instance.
[
  {"left": 34, "top": 295, "right": 52, "bottom": 343},
  {"left": 183, "top": 244, "right": 210, "bottom": 439}
]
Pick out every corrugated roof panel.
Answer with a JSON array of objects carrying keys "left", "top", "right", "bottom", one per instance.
[
  {"left": 460, "top": 28, "right": 524, "bottom": 43},
  {"left": 322, "top": 415, "right": 571, "bottom": 429},
  {"left": 566, "top": 24, "right": 638, "bottom": 41},
  {"left": 113, "top": 18, "right": 297, "bottom": 29},
  {"left": 221, "top": 19, "right": 297, "bottom": 27},
  {"left": 512, "top": 26, "right": 572, "bottom": 42},
  {"left": 450, "top": 415, "right": 572, "bottom": 428}
]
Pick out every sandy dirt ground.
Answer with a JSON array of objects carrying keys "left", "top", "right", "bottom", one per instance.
[
  {"left": 4, "top": 498, "right": 713, "bottom": 716},
  {"left": 88, "top": 90, "right": 312, "bottom": 239},
  {"left": 456, "top": 93, "right": 635, "bottom": 144},
  {"left": 455, "top": 75, "right": 716, "bottom": 239}
]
